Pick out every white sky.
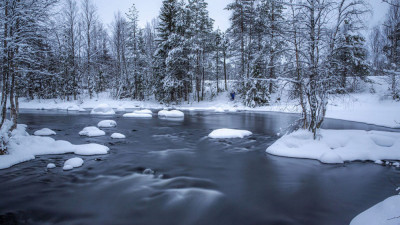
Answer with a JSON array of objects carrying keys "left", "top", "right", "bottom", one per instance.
[{"left": 95, "top": 0, "right": 388, "bottom": 32}]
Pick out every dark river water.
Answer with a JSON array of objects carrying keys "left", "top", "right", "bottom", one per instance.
[{"left": 0, "top": 110, "right": 399, "bottom": 225}]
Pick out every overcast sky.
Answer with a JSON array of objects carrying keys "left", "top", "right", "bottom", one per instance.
[{"left": 95, "top": 0, "right": 388, "bottom": 32}]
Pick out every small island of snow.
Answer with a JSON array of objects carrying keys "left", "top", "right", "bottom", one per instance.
[
  {"left": 63, "top": 157, "right": 84, "bottom": 171},
  {"left": 97, "top": 120, "right": 117, "bottom": 128},
  {"left": 208, "top": 128, "right": 252, "bottom": 139},
  {"left": 34, "top": 128, "right": 56, "bottom": 136},
  {"left": 79, "top": 126, "right": 106, "bottom": 137},
  {"left": 47, "top": 163, "right": 56, "bottom": 169},
  {"left": 111, "top": 133, "right": 126, "bottom": 139},
  {"left": 266, "top": 129, "right": 400, "bottom": 164},
  {"left": 90, "top": 103, "right": 115, "bottom": 115},
  {"left": 158, "top": 110, "right": 184, "bottom": 118}
]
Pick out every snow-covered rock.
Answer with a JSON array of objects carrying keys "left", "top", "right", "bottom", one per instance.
[
  {"left": 350, "top": 195, "right": 400, "bottom": 225},
  {"left": 123, "top": 112, "right": 152, "bottom": 118},
  {"left": 90, "top": 104, "right": 115, "bottom": 115},
  {"left": 47, "top": 163, "right": 56, "bottom": 169},
  {"left": 34, "top": 128, "right": 56, "bottom": 136},
  {"left": 208, "top": 128, "right": 252, "bottom": 139},
  {"left": 63, "top": 157, "right": 84, "bottom": 171},
  {"left": 134, "top": 109, "right": 152, "bottom": 114},
  {"left": 0, "top": 122, "right": 109, "bottom": 170},
  {"left": 158, "top": 110, "right": 184, "bottom": 118},
  {"left": 97, "top": 120, "right": 117, "bottom": 128},
  {"left": 79, "top": 126, "right": 105, "bottom": 137},
  {"left": 111, "top": 133, "right": 126, "bottom": 139},
  {"left": 266, "top": 129, "right": 400, "bottom": 164}
]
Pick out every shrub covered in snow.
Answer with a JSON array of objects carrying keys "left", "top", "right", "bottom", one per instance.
[
  {"left": 90, "top": 104, "right": 115, "bottom": 115},
  {"left": 97, "top": 120, "right": 117, "bottom": 128},
  {"left": 34, "top": 128, "right": 56, "bottom": 136},
  {"left": 208, "top": 128, "right": 252, "bottom": 139},
  {"left": 79, "top": 126, "right": 106, "bottom": 137}
]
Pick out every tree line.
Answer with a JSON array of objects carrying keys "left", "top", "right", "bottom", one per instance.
[{"left": 0, "top": 0, "right": 399, "bottom": 141}]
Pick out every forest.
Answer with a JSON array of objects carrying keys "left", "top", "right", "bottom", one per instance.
[{"left": 0, "top": 0, "right": 399, "bottom": 138}]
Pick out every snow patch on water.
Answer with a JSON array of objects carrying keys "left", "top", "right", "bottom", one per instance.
[
  {"left": 208, "top": 128, "right": 252, "bottom": 139},
  {"left": 111, "top": 133, "right": 126, "bottom": 139},
  {"left": 79, "top": 126, "right": 106, "bottom": 137},
  {"left": 63, "top": 157, "right": 83, "bottom": 170},
  {"left": 97, "top": 120, "right": 117, "bottom": 128},
  {"left": 34, "top": 128, "right": 56, "bottom": 136}
]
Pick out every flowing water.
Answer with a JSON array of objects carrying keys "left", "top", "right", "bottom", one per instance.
[{"left": 0, "top": 110, "right": 399, "bottom": 225}]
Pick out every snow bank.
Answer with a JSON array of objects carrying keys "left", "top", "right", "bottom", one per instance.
[
  {"left": 97, "top": 120, "right": 117, "bottom": 128},
  {"left": 158, "top": 110, "right": 184, "bottom": 118},
  {"left": 0, "top": 124, "right": 109, "bottom": 169},
  {"left": 116, "top": 106, "right": 126, "bottom": 112},
  {"left": 350, "top": 195, "right": 400, "bottom": 225},
  {"left": 123, "top": 112, "right": 152, "bottom": 118},
  {"left": 79, "top": 126, "right": 106, "bottom": 137},
  {"left": 34, "top": 128, "right": 56, "bottom": 136},
  {"left": 266, "top": 129, "right": 400, "bottom": 164},
  {"left": 208, "top": 128, "right": 252, "bottom": 139},
  {"left": 90, "top": 104, "right": 115, "bottom": 115},
  {"left": 63, "top": 157, "right": 84, "bottom": 171},
  {"left": 47, "top": 163, "right": 56, "bottom": 169},
  {"left": 67, "top": 105, "right": 81, "bottom": 111},
  {"left": 111, "top": 133, "right": 126, "bottom": 139},
  {"left": 214, "top": 107, "right": 225, "bottom": 113}
]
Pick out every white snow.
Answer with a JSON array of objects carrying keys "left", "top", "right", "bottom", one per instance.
[
  {"left": 78, "top": 108, "right": 86, "bottom": 112},
  {"left": 134, "top": 109, "right": 152, "bottom": 114},
  {"left": 34, "top": 128, "right": 56, "bottom": 136},
  {"left": 0, "top": 121, "right": 109, "bottom": 170},
  {"left": 79, "top": 126, "right": 106, "bottom": 137},
  {"left": 158, "top": 110, "right": 184, "bottom": 118},
  {"left": 116, "top": 106, "right": 126, "bottom": 112},
  {"left": 123, "top": 112, "right": 152, "bottom": 118},
  {"left": 90, "top": 103, "right": 115, "bottom": 115},
  {"left": 63, "top": 157, "right": 84, "bottom": 171},
  {"left": 111, "top": 133, "right": 126, "bottom": 139},
  {"left": 350, "top": 195, "right": 400, "bottom": 225},
  {"left": 97, "top": 120, "right": 117, "bottom": 128},
  {"left": 208, "top": 128, "right": 252, "bottom": 139},
  {"left": 214, "top": 107, "right": 225, "bottom": 112},
  {"left": 266, "top": 129, "right": 400, "bottom": 164},
  {"left": 47, "top": 163, "right": 56, "bottom": 169},
  {"left": 67, "top": 105, "right": 81, "bottom": 111}
]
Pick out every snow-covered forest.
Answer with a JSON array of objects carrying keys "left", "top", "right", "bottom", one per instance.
[{"left": 0, "top": 0, "right": 399, "bottom": 137}]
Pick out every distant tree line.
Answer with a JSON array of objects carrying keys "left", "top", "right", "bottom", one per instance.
[{"left": 1, "top": 0, "right": 399, "bottom": 141}]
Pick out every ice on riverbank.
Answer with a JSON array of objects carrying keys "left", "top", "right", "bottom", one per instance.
[
  {"left": 97, "top": 120, "right": 117, "bottom": 128},
  {"left": 34, "top": 128, "right": 56, "bottom": 136},
  {"left": 90, "top": 104, "right": 115, "bottom": 115},
  {"left": 350, "top": 195, "right": 400, "bottom": 225},
  {"left": 158, "top": 110, "right": 184, "bottom": 118},
  {"left": 0, "top": 121, "right": 109, "bottom": 169},
  {"left": 79, "top": 126, "right": 106, "bottom": 137},
  {"left": 266, "top": 129, "right": 400, "bottom": 164},
  {"left": 63, "top": 157, "right": 84, "bottom": 171},
  {"left": 208, "top": 128, "right": 252, "bottom": 139},
  {"left": 111, "top": 133, "right": 126, "bottom": 139}
]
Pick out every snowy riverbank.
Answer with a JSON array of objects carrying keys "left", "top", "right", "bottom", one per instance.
[{"left": 17, "top": 76, "right": 400, "bottom": 128}]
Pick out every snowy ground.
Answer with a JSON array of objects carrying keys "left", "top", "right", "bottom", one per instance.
[{"left": 17, "top": 76, "right": 400, "bottom": 128}]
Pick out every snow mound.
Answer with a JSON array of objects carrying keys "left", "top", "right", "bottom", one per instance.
[
  {"left": 67, "top": 105, "right": 81, "bottom": 111},
  {"left": 111, "top": 133, "right": 126, "bottom": 139},
  {"left": 34, "top": 128, "right": 56, "bottom": 136},
  {"left": 0, "top": 122, "right": 109, "bottom": 170},
  {"left": 158, "top": 110, "right": 184, "bottom": 118},
  {"left": 47, "top": 163, "right": 56, "bottom": 169},
  {"left": 63, "top": 157, "right": 83, "bottom": 171},
  {"left": 214, "top": 107, "right": 225, "bottom": 113},
  {"left": 78, "top": 108, "right": 86, "bottom": 112},
  {"left": 134, "top": 109, "right": 152, "bottom": 114},
  {"left": 123, "top": 112, "right": 152, "bottom": 118},
  {"left": 350, "top": 195, "right": 400, "bottom": 225},
  {"left": 79, "top": 126, "right": 106, "bottom": 137},
  {"left": 208, "top": 128, "right": 252, "bottom": 139},
  {"left": 266, "top": 129, "right": 400, "bottom": 164},
  {"left": 97, "top": 120, "right": 117, "bottom": 128},
  {"left": 90, "top": 104, "right": 115, "bottom": 115}
]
